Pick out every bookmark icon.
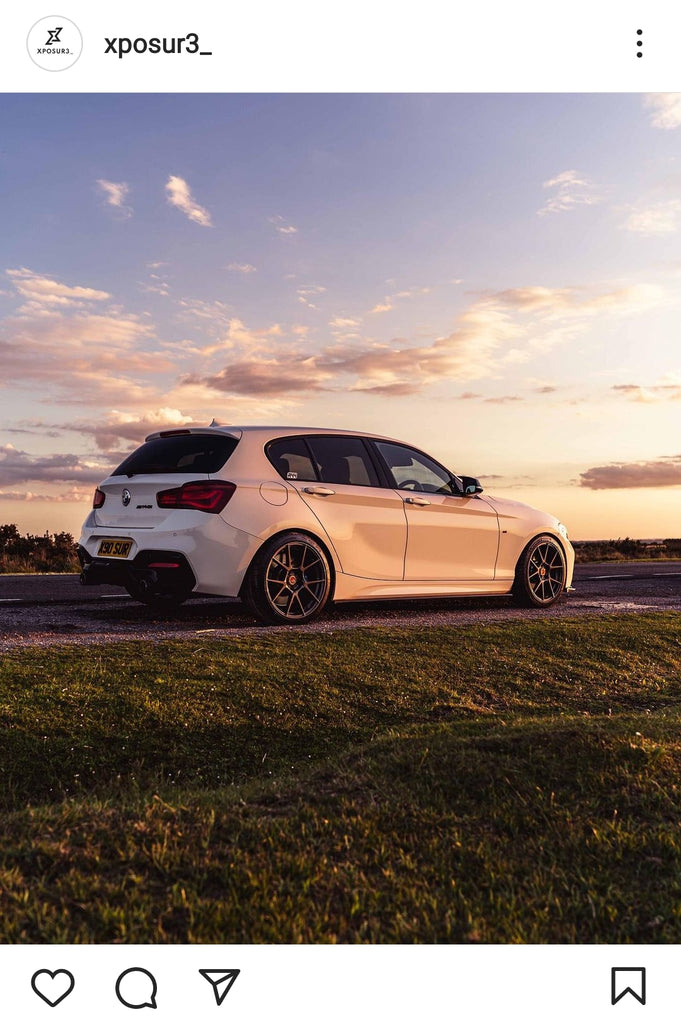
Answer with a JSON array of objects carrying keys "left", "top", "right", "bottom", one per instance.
[{"left": 611, "top": 967, "right": 646, "bottom": 1006}]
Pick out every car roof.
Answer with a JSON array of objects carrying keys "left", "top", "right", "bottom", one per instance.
[{"left": 144, "top": 424, "right": 402, "bottom": 443}]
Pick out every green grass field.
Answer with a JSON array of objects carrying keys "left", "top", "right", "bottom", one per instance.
[{"left": 1, "top": 613, "right": 681, "bottom": 942}]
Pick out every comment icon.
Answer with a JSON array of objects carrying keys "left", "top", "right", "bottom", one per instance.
[{"left": 115, "top": 968, "right": 158, "bottom": 1010}]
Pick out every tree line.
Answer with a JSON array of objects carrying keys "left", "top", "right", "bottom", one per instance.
[
  {"left": 0, "top": 524, "right": 80, "bottom": 573},
  {"left": 573, "top": 537, "right": 681, "bottom": 562}
]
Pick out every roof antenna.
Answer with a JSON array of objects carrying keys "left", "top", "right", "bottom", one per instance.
[{"left": 209, "top": 418, "right": 219, "bottom": 427}]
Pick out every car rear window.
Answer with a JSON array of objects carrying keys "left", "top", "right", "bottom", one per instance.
[{"left": 113, "top": 434, "right": 239, "bottom": 476}]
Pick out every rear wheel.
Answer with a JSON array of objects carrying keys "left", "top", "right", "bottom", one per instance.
[
  {"left": 512, "top": 534, "right": 566, "bottom": 607},
  {"left": 242, "top": 532, "right": 332, "bottom": 624}
]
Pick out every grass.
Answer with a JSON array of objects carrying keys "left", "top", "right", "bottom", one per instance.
[{"left": 1, "top": 613, "right": 681, "bottom": 942}]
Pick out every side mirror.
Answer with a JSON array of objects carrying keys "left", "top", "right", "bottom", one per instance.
[{"left": 460, "top": 475, "right": 483, "bottom": 495}]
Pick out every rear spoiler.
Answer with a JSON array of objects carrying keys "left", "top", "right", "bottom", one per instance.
[{"left": 144, "top": 427, "right": 243, "bottom": 442}]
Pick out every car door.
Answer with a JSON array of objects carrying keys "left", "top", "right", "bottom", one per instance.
[
  {"left": 269, "top": 435, "right": 407, "bottom": 580},
  {"left": 372, "top": 440, "right": 500, "bottom": 581}
]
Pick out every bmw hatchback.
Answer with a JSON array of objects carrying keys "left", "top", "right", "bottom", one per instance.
[{"left": 78, "top": 425, "right": 574, "bottom": 623}]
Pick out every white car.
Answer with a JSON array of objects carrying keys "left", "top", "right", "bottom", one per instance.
[{"left": 78, "top": 425, "right": 574, "bottom": 624}]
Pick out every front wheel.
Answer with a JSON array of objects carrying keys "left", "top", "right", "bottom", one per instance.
[
  {"left": 512, "top": 535, "right": 566, "bottom": 608},
  {"left": 242, "top": 532, "right": 332, "bottom": 624}
]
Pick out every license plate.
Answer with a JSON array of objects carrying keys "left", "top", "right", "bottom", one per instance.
[{"left": 97, "top": 538, "right": 133, "bottom": 558}]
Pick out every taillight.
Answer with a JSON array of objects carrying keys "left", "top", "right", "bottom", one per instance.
[
  {"left": 93, "top": 488, "right": 106, "bottom": 509},
  {"left": 156, "top": 480, "right": 236, "bottom": 513}
]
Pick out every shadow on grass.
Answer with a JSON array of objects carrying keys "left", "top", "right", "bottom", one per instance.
[{"left": 3, "top": 716, "right": 681, "bottom": 942}]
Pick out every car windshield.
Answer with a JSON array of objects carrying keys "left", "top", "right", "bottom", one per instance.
[{"left": 113, "top": 434, "right": 239, "bottom": 476}]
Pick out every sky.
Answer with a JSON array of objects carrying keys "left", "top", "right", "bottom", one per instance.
[{"left": 1, "top": 92, "right": 680, "bottom": 540}]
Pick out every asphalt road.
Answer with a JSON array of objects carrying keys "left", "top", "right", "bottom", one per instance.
[{"left": 0, "top": 562, "right": 679, "bottom": 650}]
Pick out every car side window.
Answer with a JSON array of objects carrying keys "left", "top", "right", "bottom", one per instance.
[
  {"left": 375, "top": 441, "right": 457, "bottom": 494},
  {"left": 266, "top": 438, "right": 317, "bottom": 481},
  {"left": 306, "top": 436, "right": 380, "bottom": 487}
]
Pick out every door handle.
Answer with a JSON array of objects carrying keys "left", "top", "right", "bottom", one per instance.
[
  {"left": 302, "top": 486, "right": 336, "bottom": 496},
  {"left": 404, "top": 495, "right": 431, "bottom": 506}
]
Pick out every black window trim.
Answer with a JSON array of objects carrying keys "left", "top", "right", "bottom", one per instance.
[{"left": 265, "top": 433, "right": 392, "bottom": 488}]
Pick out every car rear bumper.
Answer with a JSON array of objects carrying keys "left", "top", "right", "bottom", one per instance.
[
  {"left": 77, "top": 513, "right": 261, "bottom": 597},
  {"left": 78, "top": 545, "right": 197, "bottom": 594}
]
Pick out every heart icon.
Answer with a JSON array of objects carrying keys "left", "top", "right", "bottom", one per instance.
[{"left": 31, "top": 969, "right": 75, "bottom": 1007}]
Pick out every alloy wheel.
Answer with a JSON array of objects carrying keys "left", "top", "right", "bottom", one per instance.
[
  {"left": 526, "top": 540, "right": 565, "bottom": 604},
  {"left": 264, "top": 540, "right": 329, "bottom": 620}
]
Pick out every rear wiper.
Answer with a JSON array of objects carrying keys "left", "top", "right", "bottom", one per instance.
[{"left": 126, "top": 463, "right": 165, "bottom": 477}]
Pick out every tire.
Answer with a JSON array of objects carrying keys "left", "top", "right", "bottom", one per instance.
[
  {"left": 242, "top": 532, "right": 333, "bottom": 625},
  {"left": 512, "top": 534, "right": 567, "bottom": 608},
  {"left": 125, "top": 579, "right": 190, "bottom": 610}
]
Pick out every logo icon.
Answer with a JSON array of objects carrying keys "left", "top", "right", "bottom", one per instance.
[
  {"left": 611, "top": 967, "right": 646, "bottom": 1006},
  {"left": 199, "top": 969, "right": 240, "bottom": 1007},
  {"left": 31, "top": 969, "right": 75, "bottom": 1007},
  {"left": 115, "top": 968, "right": 158, "bottom": 1010},
  {"left": 122, "top": 488, "right": 132, "bottom": 507},
  {"left": 27, "top": 16, "right": 82, "bottom": 71}
]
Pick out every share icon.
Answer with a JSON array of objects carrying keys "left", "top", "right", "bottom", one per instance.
[{"left": 199, "top": 968, "right": 240, "bottom": 1006}]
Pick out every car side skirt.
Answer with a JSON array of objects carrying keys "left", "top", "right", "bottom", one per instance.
[{"left": 332, "top": 573, "right": 514, "bottom": 602}]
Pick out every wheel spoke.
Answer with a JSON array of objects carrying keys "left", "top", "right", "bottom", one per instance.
[
  {"left": 301, "top": 548, "right": 321, "bottom": 570},
  {"left": 268, "top": 581, "right": 289, "bottom": 602}
]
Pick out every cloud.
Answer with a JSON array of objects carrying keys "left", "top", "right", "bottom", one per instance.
[
  {"left": 183, "top": 300, "right": 522, "bottom": 399},
  {"left": 611, "top": 383, "right": 681, "bottom": 402},
  {"left": 139, "top": 280, "right": 170, "bottom": 297},
  {"left": 226, "top": 263, "right": 257, "bottom": 274},
  {"left": 269, "top": 215, "right": 298, "bottom": 235},
  {"left": 0, "top": 488, "right": 91, "bottom": 503},
  {"left": 483, "top": 395, "right": 524, "bottom": 404},
  {"left": 622, "top": 199, "right": 681, "bottom": 235},
  {"left": 138, "top": 270, "right": 170, "bottom": 298},
  {"left": 96, "top": 179, "right": 132, "bottom": 218},
  {"left": 184, "top": 355, "right": 331, "bottom": 397},
  {"left": 297, "top": 285, "right": 326, "bottom": 309},
  {"left": 61, "top": 408, "right": 195, "bottom": 450},
  {"left": 1, "top": 268, "right": 170, "bottom": 404},
  {"left": 7, "top": 267, "right": 110, "bottom": 310},
  {"left": 643, "top": 94, "right": 681, "bottom": 130},
  {"left": 580, "top": 456, "right": 681, "bottom": 490},
  {"left": 176, "top": 298, "right": 232, "bottom": 334},
  {"left": 349, "top": 381, "right": 421, "bottom": 396},
  {"left": 165, "top": 176, "right": 213, "bottom": 227},
  {"left": 0, "top": 444, "right": 109, "bottom": 488},
  {"left": 488, "top": 282, "right": 665, "bottom": 320},
  {"left": 329, "top": 315, "right": 363, "bottom": 339},
  {"left": 181, "top": 279, "right": 669, "bottom": 401},
  {"left": 370, "top": 285, "right": 431, "bottom": 314},
  {"left": 538, "top": 169, "right": 603, "bottom": 215}
]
